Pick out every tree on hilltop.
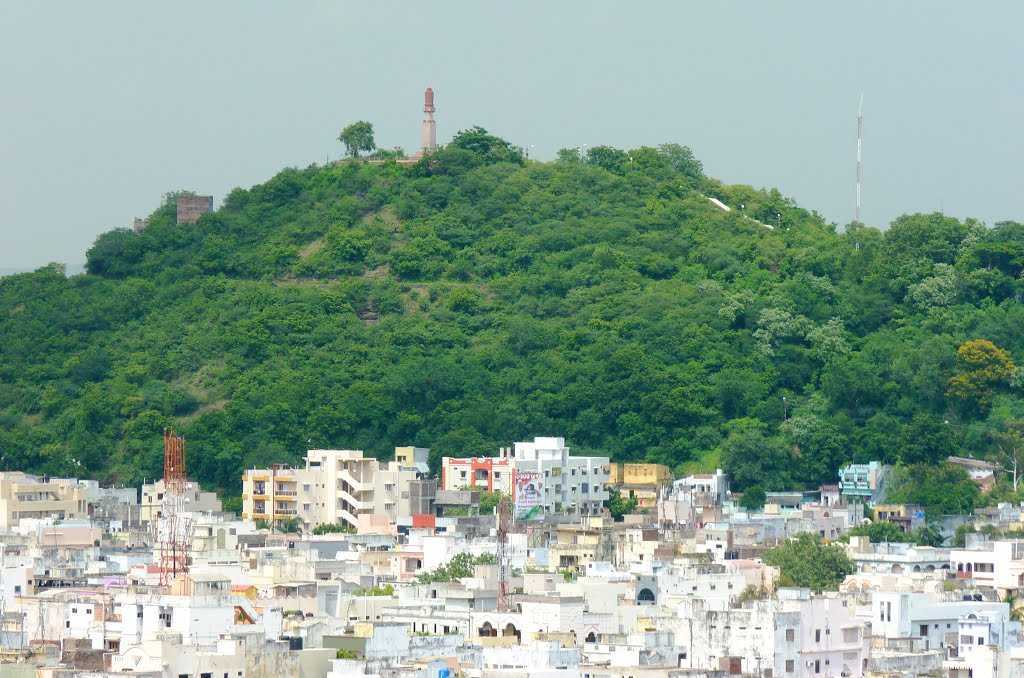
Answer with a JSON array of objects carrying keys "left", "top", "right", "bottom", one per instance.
[
  {"left": 448, "top": 126, "right": 523, "bottom": 164},
  {"left": 338, "top": 121, "right": 376, "bottom": 158}
]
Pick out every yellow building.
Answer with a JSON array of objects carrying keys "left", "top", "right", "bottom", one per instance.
[
  {"left": 871, "top": 503, "right": 924, "bottom": 533},
  {"left": 241, "top": 464, "right": 302, "bottom": 526},
  {"left": 607, "top": 463, "right": 672, "bottom": 509}
]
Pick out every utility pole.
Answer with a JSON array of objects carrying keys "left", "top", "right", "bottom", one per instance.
[
  {"left": 496, "top": 496, "right": 513, "bottom": 612},
  {"left": 855, "top": 93, "right": 864, "bottom": 223}
]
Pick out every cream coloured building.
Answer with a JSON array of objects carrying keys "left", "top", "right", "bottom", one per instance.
[
  {"left": 242, "top": 447, "right": 432, "bottom": 531},
  {"left": 0, "top": 472, "right": 90, "bottom": 529}
]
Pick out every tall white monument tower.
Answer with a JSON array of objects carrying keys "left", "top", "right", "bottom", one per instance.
[{"left": 421, "top": 87, "right": 437, "bottom": 153}]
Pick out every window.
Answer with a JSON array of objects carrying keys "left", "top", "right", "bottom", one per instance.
[
  {"left": 814, "top": 659, "right": 820, "bottom": 673},
  {"left": 785, "top": 629, "right": 795, "bottom": 642},
  {"left": 785, "top": 660, "right": 794, "bottom": 673},
  {"left": 815, "top": 629, "right": 821, "bottom": 643}
]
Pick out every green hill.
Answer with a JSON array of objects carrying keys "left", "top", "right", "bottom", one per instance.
[{"left": 2, "top": 128, "right": 1023, "bottom": 505}]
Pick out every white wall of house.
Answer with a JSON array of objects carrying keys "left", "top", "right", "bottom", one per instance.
[{"left": 951, "top": 540, "right": 1024, "bottom": 591}]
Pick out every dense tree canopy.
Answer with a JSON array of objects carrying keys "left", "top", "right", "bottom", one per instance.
[
  {"left": 886, "top": 463, "right": 981, "bottom": 516},
  {"left": 0, "top": 132, "right": 1022, "bottom": 506},
  {"left": 763, "top": 534, "right": 854, "bottom": 591}
]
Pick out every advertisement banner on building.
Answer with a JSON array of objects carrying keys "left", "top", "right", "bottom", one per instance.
[{"left": 514, "top": 470, "right": 543, "bottom": 521}]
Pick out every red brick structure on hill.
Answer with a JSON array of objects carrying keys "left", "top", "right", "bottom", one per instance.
[{"left": 176, "top": 194, "right": 213, "bottom": 225}]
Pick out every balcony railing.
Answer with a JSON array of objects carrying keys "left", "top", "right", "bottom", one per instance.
[{"left": 338, "top": 468, "right": 373, "bottom": 492}]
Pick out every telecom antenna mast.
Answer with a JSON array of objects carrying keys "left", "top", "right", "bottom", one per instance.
[
  {"left": 855, "top": 93, "right": 864, "bottom": 223},
  {"left": 158, "top": 429, "right": 193, "bottom": 586}
]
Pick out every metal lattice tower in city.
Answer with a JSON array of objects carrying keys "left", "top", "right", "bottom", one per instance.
[{"left": 158, "top": 429, "right": 193, "bottom": 586}]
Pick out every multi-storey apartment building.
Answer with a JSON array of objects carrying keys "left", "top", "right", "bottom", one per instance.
[
  {"left": 441, "top": 437, "right": 610, "bottom": 517},
  {"left": 0, "top": 472, "right": 91, "bottom": 529},
  {"left": 242, "top": 447, "right": 433, "bottom": 531},
  {"left": 838, "top": 461, "right": 890, "bottom": 506}
]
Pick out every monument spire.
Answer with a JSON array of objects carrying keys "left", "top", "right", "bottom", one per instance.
[{"left": 421, "top": 87, "right": 437, "bottom": 153}]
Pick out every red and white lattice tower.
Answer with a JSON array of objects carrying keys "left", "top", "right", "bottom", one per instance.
[{"left": 158, "top": 429, "right": 193, "bottom": 586}]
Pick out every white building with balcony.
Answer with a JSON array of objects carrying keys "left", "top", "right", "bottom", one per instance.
[
  {"left": 950, "top": 539, "right": 1024, "bottom": 594},
  {"left": 242, "top": 447, "right": 432, "bottom": 531}
]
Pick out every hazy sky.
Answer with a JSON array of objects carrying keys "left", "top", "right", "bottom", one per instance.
[{"left": 1, "top": 2, "right": 1021, "bottom": 271}]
